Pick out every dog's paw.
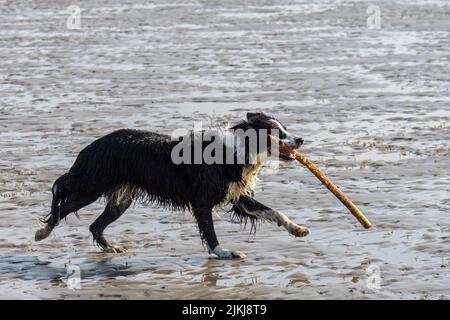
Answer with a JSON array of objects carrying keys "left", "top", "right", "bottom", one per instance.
[
  {"left": 230, "top": 250, "right": 247, "bottom": 259},
  {"left": 292, "top": 225, "right": 310, "bottom": 237},
  {"left": 212, "top": 246, "right": 246, "bottom": 259},
  {"left": 102, "top": 247, "right": 128, "bottom": 254},
  {"left": 35, "top": 225, "right": 52, "bottom": 242}
]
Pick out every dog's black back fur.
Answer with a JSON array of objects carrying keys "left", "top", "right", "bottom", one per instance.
[{"left": 54, "top": 129, "right": 249, "bottom": 210}]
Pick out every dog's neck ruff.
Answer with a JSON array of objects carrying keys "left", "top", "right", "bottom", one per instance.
[
  {"left": 222, "top": 127, "right": 266, "bottom": 203},
  {"left": 226, "top": 156, "right": 264, "bottom": 203}
]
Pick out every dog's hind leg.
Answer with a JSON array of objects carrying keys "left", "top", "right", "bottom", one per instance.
[
  {"left": 89, "top": 196, "right": 132, "bottom": 253},
  {"left": 234, "top": 195, "right": 310, "bottom": 237},
  {"left": 192, "top": 204, "right": 246, "bottom": 259},
  {"left": 35, "top": 191, "right": 100, "bottom": 242}
]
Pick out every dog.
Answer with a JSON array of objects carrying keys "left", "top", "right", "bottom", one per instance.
[{"left": 35, "top": 112, "right": 310, "bottom": 259}]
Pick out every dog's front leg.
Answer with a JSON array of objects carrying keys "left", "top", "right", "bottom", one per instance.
[
  {"left": 192, "top": 204, "right": 246, "bottom": 259},
  {"left": 236, "top": 196, "right": 310, "bottom": 237}
]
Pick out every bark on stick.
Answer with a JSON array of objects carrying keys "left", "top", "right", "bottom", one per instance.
[{"left": 279, "top": 142, "right": 372, "bottom": 229}]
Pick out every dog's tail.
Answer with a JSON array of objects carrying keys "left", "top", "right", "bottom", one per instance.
[{"left": 41, "top": 174, "right": 70, "bottom": 225}]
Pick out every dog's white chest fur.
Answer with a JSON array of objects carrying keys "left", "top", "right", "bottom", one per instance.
[{"left": 226, "top": 158, "right": 263, "bottom": 203}]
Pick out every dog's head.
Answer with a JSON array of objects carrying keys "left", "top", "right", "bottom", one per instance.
[{"left": 245, "top": 112, "right": 303, "bottom": 161}]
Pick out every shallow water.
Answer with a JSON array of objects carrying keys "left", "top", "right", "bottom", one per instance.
[{"left": 0, "top": 0, "right": 449, "bottom": 299}]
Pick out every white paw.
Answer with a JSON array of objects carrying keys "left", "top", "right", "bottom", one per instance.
[
  {"left": 289, "top": 224, "right": 310, "bottom": 237},
  {"left": 212, "top": 246, "right": 246, "bottom": 259}
]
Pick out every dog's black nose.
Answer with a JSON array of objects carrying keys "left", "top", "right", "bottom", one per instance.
[{"left": 295, "top": 137, "right": 304, "bottom": 146}]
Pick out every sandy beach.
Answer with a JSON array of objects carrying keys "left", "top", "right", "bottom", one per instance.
[{"left": 0, "top": 0, "right": 449, "bottom": 299}]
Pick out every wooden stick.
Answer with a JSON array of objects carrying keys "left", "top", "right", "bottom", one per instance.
[{"left": 279, "top": 142, "right": 372, "bottom": 229}]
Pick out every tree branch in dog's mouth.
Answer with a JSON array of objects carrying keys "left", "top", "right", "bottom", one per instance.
[
  {"left": 268, "top": 135, "right": 299, "bottom": 161},
  {"left": 281, "top": 150, "right": 297, "bottom": 161},
  {"left": 270, "top": 135, "right": 373, "bottom": 229}
]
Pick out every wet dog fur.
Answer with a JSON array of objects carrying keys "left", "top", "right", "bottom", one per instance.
[{"left": 35, "top": 112, "right": 310, "bottom": 258}]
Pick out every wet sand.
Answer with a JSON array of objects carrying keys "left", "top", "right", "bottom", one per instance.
[{"left": 0, "top": 0, "right": 449, "bottom": 299}]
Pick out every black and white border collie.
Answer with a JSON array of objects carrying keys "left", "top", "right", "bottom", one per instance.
[{"left": 35, "top": 112, "right": 310, "bottom": 259}]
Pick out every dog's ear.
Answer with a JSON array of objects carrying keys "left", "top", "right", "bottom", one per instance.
[{"left": 246, "top": 112, "right": 264, "bottom": 121}]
